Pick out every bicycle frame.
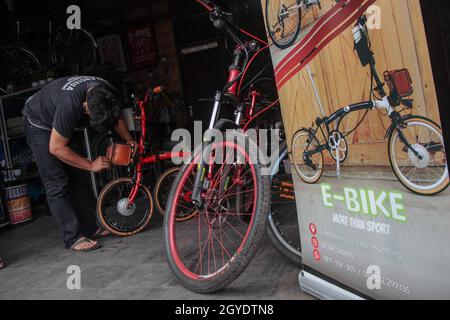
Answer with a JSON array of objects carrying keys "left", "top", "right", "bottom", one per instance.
[
  {"left": 281, "top": 0, "right": 314, "bottom": 14},
  {"left": 127, "top": 88, "right": 186, "bottom": 205},
  {"left": 191, "top": 0, "right": 280, "bottom": 206},
  {"left": 310, "top": 98, "right": 391, "bottom": 142},
  {"left": 195, "top": 0, "right": 279, "bottom": 129}
]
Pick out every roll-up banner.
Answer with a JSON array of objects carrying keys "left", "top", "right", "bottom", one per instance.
[{"left": 262, "top": 0, "right": 450, "bottom": 299}]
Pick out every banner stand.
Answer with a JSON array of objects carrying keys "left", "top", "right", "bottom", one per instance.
[{"left": 299, "top": 271, "right": 364, "bottom": 300}]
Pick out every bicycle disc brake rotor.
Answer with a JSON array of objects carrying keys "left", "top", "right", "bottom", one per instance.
[
  {"left": 328, "top": 131, "right": 348, "bottom": 163},
  {"left": 408, "top": 144, "right": 430, "bottom": 169},
  {"left": 117, "top": 198, "right": 136, "bottom": 217}
]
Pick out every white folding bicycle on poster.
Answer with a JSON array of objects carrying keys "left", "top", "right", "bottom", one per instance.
[{"left": 291, "top": 15, "right": 449, "bottom": 196}]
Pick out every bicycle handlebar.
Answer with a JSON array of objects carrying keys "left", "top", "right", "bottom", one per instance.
[{"left": 195, "top": 0, "right": 214, "bottom": 12}]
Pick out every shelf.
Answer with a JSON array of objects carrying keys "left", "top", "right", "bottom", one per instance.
[
  {"left": 0, "top": 85, "right": 43, "bottom": 100},
  {"left": 9, "top": 173, "right": 41, "bottom": 183},
  {"left": 0, "top": 134, "right": 26, "bottom": 141}
]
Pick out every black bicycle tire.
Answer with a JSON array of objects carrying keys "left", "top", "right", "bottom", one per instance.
[
  {"left": 265, "top": 0, "right": 302, "bottom": 50},
  {"left": 266, "top": 143, "right": 302, "bottom": 266},
  {"left": 154, "top": 166, "right": 180, "bottom": 216},
  {"left": 50, "top": 28, "right": 97, "bottom": 72},
  {"left": 97, "top": 177, "right": 154, "bottom": 237},
  {"left": 292, "top": 128, "right": 324, "bottom": 184},
  {"left": 1, "top": 45, "right": 41, "bottom": 69}
]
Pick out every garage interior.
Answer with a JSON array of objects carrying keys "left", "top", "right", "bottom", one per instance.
[
  {"left": 0, "top": 0, "right": 311, "bottom": 300},
  {"left": 1, "top": 0, "right": 449, "bottom": 301}
]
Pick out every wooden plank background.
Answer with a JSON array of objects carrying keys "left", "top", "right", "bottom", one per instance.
[{"left": 264, "top": 0, "right": 440, "bottom": 166}]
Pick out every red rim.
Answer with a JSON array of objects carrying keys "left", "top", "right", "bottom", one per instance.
[{"left": 168, "top": 141, "right": 258, "bottom": 280}]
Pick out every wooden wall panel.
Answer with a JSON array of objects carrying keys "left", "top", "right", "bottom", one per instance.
[{"left": 264, "top": 0, "right": 440, "bottom": 167}]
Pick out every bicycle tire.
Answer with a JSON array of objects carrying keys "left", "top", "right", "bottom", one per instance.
[
  {"left": 97, "top": 177, "right": 153, "bottom": 237},
  {"left": 292, "top": 128, "right": 324, "bottom": 184},
  {"left": 0, "top": 45, "right": 41, "bottom": 87},
  {"left": 388, "top": 115, "right": 449, "bottom": 196},
  {"left": 266, "top": 143, "right": 302, "bottom": 266},
  {"left": 164, "top": 134, "right": 270, "bottom": 293},
  {"left": 50, "top": 28, "right": 97, "bottom": 73},
  {"left": 265, "top": 0, "right": 302, "bottom": 50},
  {"left": 154, "top": 166, "right": 197, "bottom": 222},
  {"left": 1, "top": 45, "right": 41, "bottom": 69}
]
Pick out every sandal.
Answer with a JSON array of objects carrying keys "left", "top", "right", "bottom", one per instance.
[
  {"left": 91, "top": 228, "right": 111, "bottom": 240},
  {"left": 70, "top": 237, "right": 101, "bottom": 252}
]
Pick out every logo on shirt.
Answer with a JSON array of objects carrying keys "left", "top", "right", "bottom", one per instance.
[{"left": 62, "top": 76, "right": 106, "bottom": 91}]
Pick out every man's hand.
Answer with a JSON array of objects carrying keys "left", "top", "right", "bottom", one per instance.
[{"left": 90, "top": 156, "right": 111, "bottom": 172}]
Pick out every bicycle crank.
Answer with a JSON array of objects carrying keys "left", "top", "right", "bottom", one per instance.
[
  {"left": 328, "top": 131, "right": 348, "bottom": 163},
  {"left": 328, "top": 130, "right": 348, "bottom": 177}
]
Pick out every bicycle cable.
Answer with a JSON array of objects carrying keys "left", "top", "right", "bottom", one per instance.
[
  {"left": 342, "top": 55, "right": 374, "bottom": 138},
  {"left": 238, "top": 63, "right": 271, "bottom": 95}
]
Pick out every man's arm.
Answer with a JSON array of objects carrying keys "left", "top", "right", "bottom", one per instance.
[
  {"left": 49, "top": 129, "right": 111, "bottom": 172},
  {"left": 114, "top": 118, "right": 137, "bottom": 148}
]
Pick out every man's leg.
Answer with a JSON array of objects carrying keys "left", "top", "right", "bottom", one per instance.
[
  {"left": 66, "top": 132, "right": 99, "bottom": 237},
  {"left": 24, "top": 121, "right": 82, "bottom": 248}
]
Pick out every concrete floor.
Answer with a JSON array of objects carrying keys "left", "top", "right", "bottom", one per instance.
[{"left": 0, "top": 212, "right": 314, "bottom": 300}]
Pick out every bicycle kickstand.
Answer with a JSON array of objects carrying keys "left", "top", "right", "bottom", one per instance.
[{"left": 335, "top": 146, "right": 341, "bottom": 179}]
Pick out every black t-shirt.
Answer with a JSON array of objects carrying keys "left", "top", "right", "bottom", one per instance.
[{"left": 22, "top": 76, "right": 110, "bottom": 139}]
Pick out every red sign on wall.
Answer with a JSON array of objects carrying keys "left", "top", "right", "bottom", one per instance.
[{"left": 126, "top": 25, "right": 158, "bottom": 71}]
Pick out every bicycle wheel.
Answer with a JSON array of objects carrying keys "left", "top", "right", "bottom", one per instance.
[
  {"left": 51, "top": 28, "right": 97, "bottom": 73},
  {"left": 0, "top": 45, "right": 41, "bottom": 86},
  {"left": 154, "top": 166, "right": 196, "bottom": 222},
  {"left": 97, "top": 177, "right": 153, "bottom": 236},
  {"left": 388, "top": 116, "right": 449, "bottom": 196},
  {"left": 266, "top": 0, "right": 302, "bottom": 49},
  {"left": 292, "top": 128, "right": 323, "bottom": 183},
  {"left": 266, "top": 144, "right": 302, "bottom": 266},
  {"left": 164, "top": 136, "right": 269, "bottom": 293}
]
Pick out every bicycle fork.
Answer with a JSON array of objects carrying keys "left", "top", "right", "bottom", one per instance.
[
  {"left": 191, "top": 92, "right": 223, "bottom": 207},
  {"left": 395, "top": 126, "right": 424, "bottom": 161}
]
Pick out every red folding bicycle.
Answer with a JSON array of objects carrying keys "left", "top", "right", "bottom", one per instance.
[{"left": 96, "top": 86, "right": 189, "bottom": 237}]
